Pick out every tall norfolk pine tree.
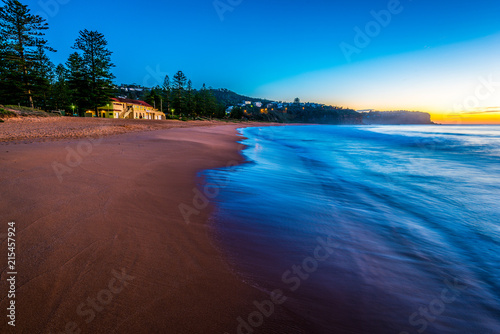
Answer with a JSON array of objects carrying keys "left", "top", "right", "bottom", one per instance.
[
  {"left": 66, "top": 52, "right": 89, "bottom": 116},
  {"left": 0, "top": 0, "right": 55, "bottom": 107},
  {"left": 162, "top": 75, "right": 171, "bottom": 113},
  {"left": 172, "top": 70, "right": 187, "bottom": 115},
  {"left": 72, "top": 29, "right": 114, "bottom": 116},
  {"left": 30, "top": 41, "right": 54, "bottom": 111},
  {"left": 52, "top": 63, "right": 71, "bottom": 112}
]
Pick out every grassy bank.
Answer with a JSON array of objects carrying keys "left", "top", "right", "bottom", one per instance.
[{"left": 0, "top": 105, "right": 62, "bottom": 119}]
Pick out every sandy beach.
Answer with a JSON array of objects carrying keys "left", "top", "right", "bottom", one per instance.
[
  {"left": 0, "top": 119, "right": 305, "bottom": 333},
  {"left": 0, "top": 117, "right": 238, "bottom": 143}
]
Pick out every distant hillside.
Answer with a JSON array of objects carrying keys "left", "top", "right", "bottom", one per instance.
[
  {"left": 209, "top": 88, "right": 274, "bottom": 107},
  {"left": 116, "top": 86, "right": 274, "bottom": 108},
  {"left": 118, "top": 84, "right": 431, "bottom": 125},
  {"left": 362, "top": 111, "right": 433, "bottom": 125}
]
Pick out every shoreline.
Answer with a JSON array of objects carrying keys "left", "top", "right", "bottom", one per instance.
[{"left": 0, "top": 122, "right": 305, "bottom": 333}]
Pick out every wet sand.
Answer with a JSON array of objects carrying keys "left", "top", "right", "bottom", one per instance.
[{"left": 0, "top": 123, "right": 306, "bottom": 333}]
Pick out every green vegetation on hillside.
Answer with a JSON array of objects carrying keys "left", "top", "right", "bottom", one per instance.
[
  {"left": 228, "top": 104, "right": 361, "bottom": 124},
  {"left": 209, "top": 89, "right": 273, "bottom": 107}
]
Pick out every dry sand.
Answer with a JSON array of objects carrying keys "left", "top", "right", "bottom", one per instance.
[
  {"left": 0, "top": 119, "right": 306, "bottom": 333},
  {"left": 0, "top": 117, "right": 242, "bottom": 143}
]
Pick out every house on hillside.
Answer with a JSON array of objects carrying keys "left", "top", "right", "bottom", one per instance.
[{"left": 85, "top": 98, "right": 165, "bottom": 120}]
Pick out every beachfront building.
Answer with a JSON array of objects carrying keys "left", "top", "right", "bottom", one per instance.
[{"left": 85, "top": 98, "right": 166, "bottom": 120}]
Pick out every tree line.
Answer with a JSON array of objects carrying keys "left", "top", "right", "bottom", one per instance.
[
  {"left": 0, "top": 1, "right": 115, "bottom": 116},
  {"left": 143, "top": 72, "right": 225, "bottom": 119},
  {"left": 0, "top": 0, "right": 224, "bottom": 118}
]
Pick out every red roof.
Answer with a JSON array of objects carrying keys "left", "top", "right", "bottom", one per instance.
[{"left": 111, "top": 98, "right": 153, "bottom": 108}]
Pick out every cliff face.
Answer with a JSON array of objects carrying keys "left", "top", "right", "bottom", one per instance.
[{"left": 362, "top": 111, "right": 433, "bottom": 125}]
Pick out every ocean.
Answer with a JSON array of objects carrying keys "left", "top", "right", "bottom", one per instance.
[{"left": 203, "top": 125, "right": 500, "bottom": 334}]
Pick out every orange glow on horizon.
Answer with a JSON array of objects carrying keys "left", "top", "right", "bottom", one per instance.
[{"left": 430, "top": 112, "right": 500, "bottom": 125}]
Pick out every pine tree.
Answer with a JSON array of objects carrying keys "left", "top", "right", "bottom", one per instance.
[
  {"left": 30, "top": 41, "right": 54, "bottom": 110},
  {"left": 66, "top": 52, "right": 88, "bottom": 116},
  {"left": 161, "top": 75, "right": 170, "bottom": 115},
  {"left": 172, "top": 70, "right": 187, "bottom": 115},
  {"left": 206, "top": 87, "right": 219, "bottom": 118},
  {"left": 196, "top": 83, "right": 209, "bottom": 117},
  {"left": 0, "top": 0, "right": 55, "bottom": 107},
  {"left": 186, "top": 79, "right": 195, "bottom": 117},
  {"left": 145, "top": 87, "right": 161, "bottom": 109},
  {"left": 52, "top": 64, "right": 71, "bottom": 112},
  {"left": 194, "top": 86, "right": 204, "bottom": 117},
  {"left": 0, "top": 29, "right": 15, "bottom": 103},
  {"left": 72, "top": 29, "right": 115, "bottom": 116}
]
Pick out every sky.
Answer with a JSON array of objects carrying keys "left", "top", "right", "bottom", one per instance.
[{"left": 23, "top": 0, "right": 500, "bottom": 123}]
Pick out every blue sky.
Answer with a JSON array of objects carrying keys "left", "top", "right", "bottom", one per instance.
[{"left": 23, "top": 0, "right": 500, "bottom": 118}]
